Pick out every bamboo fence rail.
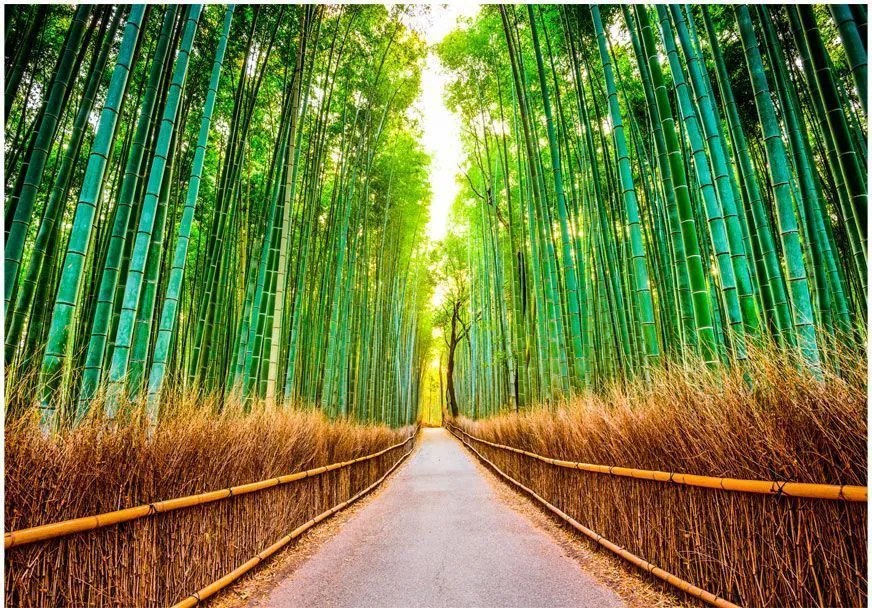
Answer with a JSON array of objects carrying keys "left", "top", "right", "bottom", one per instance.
[
  {"left": 447, "top": 425, "right": 867, "bottom": 501},
  {"left": 448, "top": 423, "right": 867, "bottom": 607},
  {"left": 5, "top": 429, "right": 417, "bottom": 607},
  {"left": 171, "top": 443, "right": 414, "bottom": 607},
  {"left": 449, "top": 425, "right": 740, "bottom": 608},
  {"left": 5, "top": 434, "right": 415, "bottom": 549}
]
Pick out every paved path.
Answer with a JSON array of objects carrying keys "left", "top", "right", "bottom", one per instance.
[{"left": 261, "top": 427, "right": 625, "bottom": 607}]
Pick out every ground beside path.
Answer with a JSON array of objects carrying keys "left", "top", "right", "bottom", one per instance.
[{"left": 247, "top": 427, "right": 630, "bottom": 607}]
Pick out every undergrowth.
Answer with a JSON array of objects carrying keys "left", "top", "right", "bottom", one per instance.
[
  {"left": 459, "top": 342, "right": 866, "bottom": 484},
  {"left": 5, "top": 391, "right": 414, "bottom": 606},
  {"left": 454, "top": 343, "right": 867, "bottom": 607}
]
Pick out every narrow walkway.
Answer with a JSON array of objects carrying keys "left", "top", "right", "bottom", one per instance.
[{"left": 261, "top": 427, "right": 625, "bottom": 607}]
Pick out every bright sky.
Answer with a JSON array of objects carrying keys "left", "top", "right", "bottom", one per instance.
[{"left": 401, "top": 4, "right": 481, "bottom": 242}]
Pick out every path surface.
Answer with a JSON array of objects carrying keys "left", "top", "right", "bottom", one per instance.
[{"left": 262, "top": 427, "right": 625, "bottom": 607}]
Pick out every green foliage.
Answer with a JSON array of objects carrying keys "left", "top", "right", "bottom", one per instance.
[
  {"left": 5, "top": 5, "right": 433, "bottom": 430},
  {"left": 435, "top": 4, "right": 866, "bottom": 418},
  {"left": 3, "top": 4, "right": 865, "bottom": 427}
]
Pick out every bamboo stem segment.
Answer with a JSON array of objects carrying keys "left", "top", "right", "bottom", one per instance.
[
  {"left": 5, "top": 433, "right": 415, "bottom": 549},
  {"left": 447, "top": 425, "right": 866, "bottom": 502}
]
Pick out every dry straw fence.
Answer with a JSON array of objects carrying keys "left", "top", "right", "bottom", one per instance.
[
  {"left": 5, "top": 420, "right": 416, "bottom": 607},
  {"left": 449, "top": 423, "right": 867, "bottom": 608}
]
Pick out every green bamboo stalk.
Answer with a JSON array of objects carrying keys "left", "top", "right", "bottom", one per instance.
[
  {"left": 797, "top": 7, "right": 867, "bottom": 264},
  {"left": 145, "top": 6, "right": 234, "bottom": 421},
  {"left": 105, "top": 6, "right": 202, "bottom": 414},
  {"left": 528, "top": 6, "right": 585, "bottom": 384},
  {"left": 670, "top": 5, "right": 759, "bottom": 337},
  {"left": 701, "top": 7, "right": 793, "bottom": 344},
  {"left": 635, "top": 5, "right": 717, "bottom": 364},
  {"left": 5, "top": 10, "right": 120, "bottom": 363},
  {"left": 657, "top": 6, "right": 745, "bottom": 360},
  {"left": 78, "top": 6, "right": 178, "bottom": 406},
  {"left": 39, "top": 6, "right": 146, "bottom": 429},
  {"left": 829, "top": 5, "right": 868, "bottom": 117},
  {"left": 735, "top": 5, "right": 821, "bottom": 373},
  {"left": 591, "top": 5, "right": 661, "bottom": 369},
  {"left": 5, "top": 6, "right": 92, "bottom": 313}
]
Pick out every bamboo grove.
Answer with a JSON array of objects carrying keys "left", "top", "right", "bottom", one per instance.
[
  {"left": 4, "top": 5, "right": 433, "bottom": 430},
  {"left": 436, "top": 5, "right": 868, "bottom": 418}
]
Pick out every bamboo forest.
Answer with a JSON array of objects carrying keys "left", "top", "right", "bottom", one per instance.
[{"left": 3, "top": 4, "right": 869, "bottom": 608}]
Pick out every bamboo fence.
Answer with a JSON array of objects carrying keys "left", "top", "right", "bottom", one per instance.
[
  {"left": 448, "top": 424, "right": 867, "bottom": 607},
  {"left": 5, "top": 432, "right": 416, "bottom": 607}
]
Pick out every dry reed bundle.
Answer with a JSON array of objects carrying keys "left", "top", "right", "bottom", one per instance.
[
  {"left": 5, "top": 393, "right": 414, "bottom": 607},
  {"left": 454, "top": 345, "right": 867, "bottom": 607}
]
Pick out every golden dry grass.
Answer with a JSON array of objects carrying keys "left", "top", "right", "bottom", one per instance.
[
  {"left": 455, "top": 343, "right": 867, "bottom": 607},
  {"left": 5, "top": 393, "right": 414, "bottom": 607}
]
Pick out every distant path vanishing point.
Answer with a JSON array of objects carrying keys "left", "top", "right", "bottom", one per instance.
[{"left": 257, "top": 427, "right": 625, "bottom": 608}]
